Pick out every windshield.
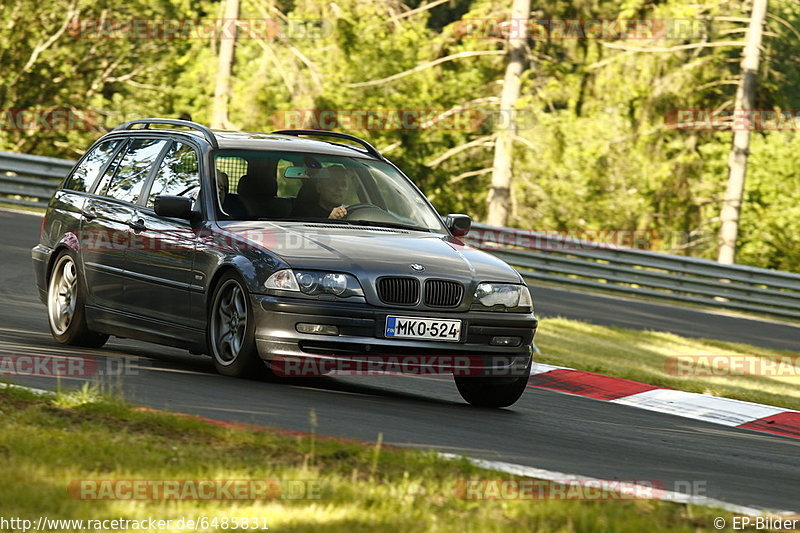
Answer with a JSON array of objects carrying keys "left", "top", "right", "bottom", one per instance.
[{"left": 212, "top": 150, "right": 446, "bottom": 232}]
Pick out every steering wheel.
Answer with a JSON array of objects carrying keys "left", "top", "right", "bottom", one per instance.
[
  {"left": 344, "top": 203, "right": 381, "bottom": 215},
  {"left": 343, "top": 203, "right": 411, "bottom": 225}
]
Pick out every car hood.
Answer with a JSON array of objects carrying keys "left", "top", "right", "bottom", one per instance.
[{"left": 219, "top": 221, "right": 522, "bottom": 283}]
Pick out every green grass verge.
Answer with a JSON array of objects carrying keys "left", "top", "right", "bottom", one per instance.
[
  {"left": 536, "top": 317, "right": 800, "bottom": 411},
  {"left": 0, "top": 385, "right": 741, "bottom": 532}
]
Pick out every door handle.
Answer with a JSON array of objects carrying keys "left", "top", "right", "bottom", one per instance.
[{"left": 127, "top": 218, "right": 146, "bottom": 232}]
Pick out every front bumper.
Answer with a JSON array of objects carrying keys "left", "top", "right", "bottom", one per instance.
[{"left": 251, "top": 294, "right": 537, "bottom": 378}]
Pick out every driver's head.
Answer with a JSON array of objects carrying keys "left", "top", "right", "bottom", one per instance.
[{"left": 314, "top": 166, "right": 349, "bottom": 207}]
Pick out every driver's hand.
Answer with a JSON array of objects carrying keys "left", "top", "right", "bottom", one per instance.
[{"left": 329, "top": 206, "right": 347, "bottom": 219}]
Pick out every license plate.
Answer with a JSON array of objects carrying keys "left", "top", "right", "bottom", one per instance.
[{"left": 385, "top": 316, "right": 461, "bottom": 342}]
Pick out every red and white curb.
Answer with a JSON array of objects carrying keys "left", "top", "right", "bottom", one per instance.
[{"left": 529, "top": 363, "right": 800, "bottom": 439}]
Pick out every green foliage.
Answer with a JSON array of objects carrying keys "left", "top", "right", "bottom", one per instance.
[
  {"left": 0, "top": 0, "right": 202, "bottom": 157},
  {"left": 1, "top": 0, "right": 798, "bottom": 271}
]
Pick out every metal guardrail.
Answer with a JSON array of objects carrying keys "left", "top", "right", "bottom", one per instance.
[
  {"left": 1, "top": 151, "right": 799, "bottom": 319},
  {"left": 0, "top": 151, "right": 74, "bottom": 208},
  {"left": 466, "top": 223, "right": 800, "bottom": 320}
]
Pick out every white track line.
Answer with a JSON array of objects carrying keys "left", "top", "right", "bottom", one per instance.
[
  {"left": 440, "top": 453, "right": 796, "bottom": 516},
  {"left": 0, "top": 382, "right": 51, "bottom": 395}
]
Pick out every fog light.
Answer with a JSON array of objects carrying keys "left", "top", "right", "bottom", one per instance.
[
  {"left": 296, "top": 323, "right": 339, "bottom": 335},
  {"left": 490, "top": 336, "right": 522, "bottom": 347}
]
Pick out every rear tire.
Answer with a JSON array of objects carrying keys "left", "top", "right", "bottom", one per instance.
[
  {"left": 209, "top": 272, "right": 268, "bottom": 378},
  {"left": 454, "top": 358, "right": 531, "bottom": 408},
  {"left": 47, "top": 251, "right": 108, "bottom": 348}
]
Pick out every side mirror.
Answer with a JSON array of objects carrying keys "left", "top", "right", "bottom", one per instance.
[
  {"left": 154, "top": 195, "right": 194, "bottom": 220},
  {"left": 445, "top": 214, "right": 471, "bottom": 237}
]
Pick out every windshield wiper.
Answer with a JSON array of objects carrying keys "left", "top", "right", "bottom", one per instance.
[
  {"left": 257, "top": 217, "right": 351, "bottom": 224},
  {"left": 345, "top": 219, "right": 431, "bottom": 232},
  {"left": 256, "top": 217, "right": 431, "bottom": 232}
]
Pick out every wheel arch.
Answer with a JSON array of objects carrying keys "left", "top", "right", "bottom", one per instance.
[
  {"left": 46, "top": 244, "right": 77, "bottom": 284},
  {"left": 46, "top": 232, "right": 82, "bottom": 284},
  {"left": 204, "top": 251, "right": 276, "bottom": 309},
  {"left": 205, "top": 264, "right": 244, "bottom": 311}
]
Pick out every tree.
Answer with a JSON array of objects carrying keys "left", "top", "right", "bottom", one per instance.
[
  {"left": 211, "top": 0, "right": 240, "bottom": 129},
  {"left": 486, "top": 0, "right": 530, "bottom": 227},
  {"left": 717, "top": 0, "right": 768, "bottom": 264},
  {"left": 0, "top": 0, "right": 199, "bottom": 157}
]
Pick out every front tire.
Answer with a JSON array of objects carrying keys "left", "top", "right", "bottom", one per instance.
[
  {"left": 209, "top": 272, "right": 267, "bottom": 378},
  {"left": 454, "top": 358, "right": 532, "bottom": 408},
  {"left": 47, "top": 251, "right": 108, "bottom": 348}
]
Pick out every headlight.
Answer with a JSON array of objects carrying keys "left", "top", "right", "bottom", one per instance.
[
  {"left": 321, "top": 273, "right": 348, "bottom": 295},
  {"left": 265, "top": 269, "right": 363, "bottom": 298},
  {"left": 474, "top": 283, "right": 533, "bottom": 311}
]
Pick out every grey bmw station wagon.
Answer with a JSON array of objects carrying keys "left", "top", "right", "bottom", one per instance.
[{"left": 32, "top": 119, "right": 538, "bottom": 407}]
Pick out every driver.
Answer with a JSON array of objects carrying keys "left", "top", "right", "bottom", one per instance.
[{"left": 293, "top": 166, "right": 349, "bottom": 219}]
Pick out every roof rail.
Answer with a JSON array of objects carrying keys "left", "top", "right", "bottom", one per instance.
[
  {"left": 113, "top": 118, "right": 219, "bottom": 148},
  {"left": 272, "top": 129, "right": 384, "bottom": 160}
]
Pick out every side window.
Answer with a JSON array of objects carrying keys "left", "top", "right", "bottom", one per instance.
[
  {"left": 64, "top": 140, "right": 119, "bottom": 192},
  {"left": 91, "top": 140, "right": 128, "bottom": 195},
  {"left": 215, "top": 156, "right": 247, "bottom": 195},
  {"left": 103, "top": 138, "right": 168, "bottom": 203},
  {"left": 146, "top": 142, "right": 200, "bottom": 207}
]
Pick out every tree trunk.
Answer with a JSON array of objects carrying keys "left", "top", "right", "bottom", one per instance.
[
  {"left": 717, "top": 0, "right": 767, "bottom": 264},
  {"left": 211, "top": 0, "right": 240, "bottom": 129},
  {"left": 486, "top": 0, "right": 530, "bottom": 227}
]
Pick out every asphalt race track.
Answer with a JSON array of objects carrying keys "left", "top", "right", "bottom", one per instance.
[{"left": 1, "top": 209, "right": 798, "bottom": 512}]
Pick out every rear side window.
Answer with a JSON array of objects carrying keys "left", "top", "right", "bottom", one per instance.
[
  {"left": 215, "top": 156, "right": 247, "bottom": 194},
  {"left": 63, "top": 139, "right": 119, "bottom": 192},
  {"left": 146, "top": 142, "right": 200, "bottom": 207},
  {"left": 102, "top": 138, "right": 168, "bottom": 203}
]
